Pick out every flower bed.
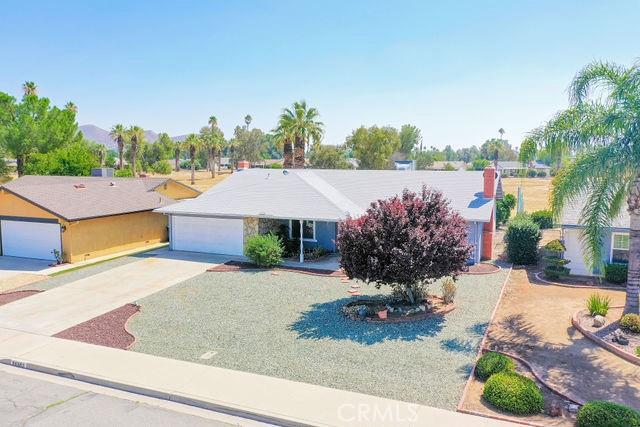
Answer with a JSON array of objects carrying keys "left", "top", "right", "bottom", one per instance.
[{"left": 342, "top": 295, "right": 455, "bottom": 323}]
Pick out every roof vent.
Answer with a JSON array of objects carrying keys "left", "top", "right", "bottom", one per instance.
[
  {"left": 73, "top": 183, "right": 86, "bottom": 189},
  {"left": 282, "top": 170, "right": 289, "bottom": 175}
]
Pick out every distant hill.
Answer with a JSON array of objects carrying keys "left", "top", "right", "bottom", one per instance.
[{"left": 79, "top": 125, "right": 185, "bottom": 149}]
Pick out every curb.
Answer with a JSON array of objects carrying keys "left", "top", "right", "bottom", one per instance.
[
  {"left": 571, "top": 306, "right": 640, "bottom": 367},
  {"left": 0, "top": 358, "right": 308, "bottom": 427},
  {"left": 533, "top": 272, "right": 624, "bottom": 291},
  {"left": 123, "top": 304, "right": 142, "bottom": 350},
  {"left": 457, "top": 407, "right": 545, "bottom": 427}
]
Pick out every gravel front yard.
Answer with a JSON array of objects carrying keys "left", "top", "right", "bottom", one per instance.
[{"left": 129, "top": 267, "right": 509, "bottom": 409}]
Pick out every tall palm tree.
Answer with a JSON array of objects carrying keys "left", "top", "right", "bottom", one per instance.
[
  {"left": 22, "top": 81, "right": 37, "bottom": 96},
  {"left": 128, "top": 125, "right": 145, "bottom": 177},
  {"left": 181, "top": 134, "right": 202, "bottom": 185},
  {"left": 64, "top": 102, "right": 78, "bottom": 113},
  {"left": 93, "top": 145, "right": 106, "bottom": 166},
  {"left": 244, "top": 114, "right": 252, "bottom": 130},
  {"left": 273, "top": 121, "right": 294, "bottom": 168},
  {"left": 526, "top": 60, "right": 640, "bottom": 314},
  {"left": 278, "top": 101, "right": 324, "bottom": 168},
  {"left": 109, "top": 124, "right": 127, "bottom": 170}
]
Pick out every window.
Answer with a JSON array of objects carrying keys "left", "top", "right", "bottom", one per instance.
[
  {"left": 290, "top": 220, "right": 315, "bottom": 241},
  {"left": 611, "top": 233, "right": 629, "bottom": 264}
]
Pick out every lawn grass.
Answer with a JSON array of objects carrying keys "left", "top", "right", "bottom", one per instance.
[
  {"left": 129, "top": 268, "right": 510, "bottom": 409},
  {"left": 501, "top": 177, "right": 552, "bottom": 213}
]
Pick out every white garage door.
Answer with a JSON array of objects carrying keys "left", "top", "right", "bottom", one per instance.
[
  {"left": 1, "top": 220, "right": 61, "bottom": 261},
  {"left": 171, "top": 216, "right": 244, "bottom": 256}
]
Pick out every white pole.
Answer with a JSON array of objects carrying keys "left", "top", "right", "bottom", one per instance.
[{"left": 299, "top": 220, "right": 304, "bottom": 263}]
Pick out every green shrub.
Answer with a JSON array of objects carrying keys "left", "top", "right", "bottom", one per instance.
[
  {"left": 245, "top": 233, "right": 284, "bottom": 267},
  {"left": 530, "top": 210, "right": 553, "bottom": 229},
  {"left": 577, "top": 401, "right": 640, "bottom": 427},
  {"left": 502, "top": 193, "right": 516, "bottom": 211},
  {"left": 151, "top": 160, "right": 172, "bottom": 175},
  {"left": 543, "top": 239, "right": 570, "bottom": 279},
  {"left": 505, "top": 214, "right": 541, "bottom": 265},
  {"left": 475, "top": 352, "right": 515, "bottom": 381},
  {"left": 605, "top": 263, "right": 628, "bottom": 284},
  {"left": 115, "top": 167, "right": 134, "bottom": 177},
  {"left": 636, "top": 347, "right": 640, "bottom": 357},
  {"left": 483, "top": 372, "right": 544, "bottom": 415},
  {"left": 496, "top": 199, "right": 512, "bottom": 226},
  {"left": 536, "top": 170, "right": 547, "bottom": 177},
  {"left": 586, "top": 293, "right": 611, "bottom": 317},
  {"left": 620, "top": 314, "right": 640, "bottom": 333},
  {"left": 527, "top": 169, "right": 537, "bottom": 177}
]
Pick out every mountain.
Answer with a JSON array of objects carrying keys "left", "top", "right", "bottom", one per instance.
[{"left": 79, "top": 125, "right": 185, "bottom": 148}]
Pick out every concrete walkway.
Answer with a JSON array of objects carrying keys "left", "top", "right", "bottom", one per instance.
[
  {"left": 0, "top": 250, "right": 230, "bottom": 336},
  {"left": 0, "top": 328, "right": 515, "bottom": 427}
]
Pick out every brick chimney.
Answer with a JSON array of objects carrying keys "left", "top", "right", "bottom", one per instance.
[{"left": 481, "top": 166, "right": 496, "bottom": 260}]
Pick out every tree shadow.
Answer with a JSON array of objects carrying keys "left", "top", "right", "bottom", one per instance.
[
  {"left": 440, "top": 338, "right": 478, "bottom": 354},
  {"left": 289, "top": 296, "right": 446, "bottom": 345}
]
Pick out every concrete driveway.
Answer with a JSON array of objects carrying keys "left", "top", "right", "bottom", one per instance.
[
  {"left": 0, "top": 256, "right": 52, "bottom": 293},
  {"left": 0, "top": 249, "right": 231, "bottom": 336}
]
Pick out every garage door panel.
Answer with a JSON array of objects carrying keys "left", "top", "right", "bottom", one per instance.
[
  {"left": 172, "top": 216, "right": 244, "bottom": 256},
  {"left": 1, "top": 220, "right": 61, "bottom": 260}
]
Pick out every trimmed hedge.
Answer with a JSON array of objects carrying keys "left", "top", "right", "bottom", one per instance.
[
  {"left": 577, "top": 401, "right": 640, "bottom": 427},
  {"left": 245, "top": 233, "right": 284, "bottom": 267},
  {"left": 605, "top": 263, "right": 628, "bottom": 284},
  {"left": 620, "top": 314, "right": 640, "bottom": 333},
  {"left": 530, "top": 210, "right": 553, "bottom": 229},
  {"left": 505, "top": 214, "right": 542, "bottom": 265},
  {"left": 483, "top": 372, "right": 544, "bottom": 415},
  {"left": 475, "top": 352, "right": 515, "bottom": 381}
]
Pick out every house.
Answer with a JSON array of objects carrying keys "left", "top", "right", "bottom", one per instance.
[
  {"left": 497, "top": 161, "right": 550, "bottom": 176},
  {"left": 156, "top": 168, "right": 501, "bottom": 264},
  {"left": 394, "top": 160, "right": 416, "bottom": 171},
  {"left": 0, "top": 176, "right": 200, "bottom": 262},
  {"left": 429, "top": 161, "right": 469, "bottom": 171},
  {"left": 560, "top": 197, "right": 629, "bottom": 276}
]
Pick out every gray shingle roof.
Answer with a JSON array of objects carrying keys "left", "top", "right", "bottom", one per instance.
[
  {"left": 561, "top": 194, "right": 630, "bottom": 229},
  {"left": 157, "top": 169, "right": 496, "bottom": 223},
  {"left": 1, "top": 175, "right": 177, "bottom": 221}
]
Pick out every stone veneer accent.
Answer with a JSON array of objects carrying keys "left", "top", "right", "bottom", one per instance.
[
  {"left": 258, "top": 218, "right": 281, "bottom": 235},
  {"left": 243, "top": 217, "right": 259, "bottom": 254}
]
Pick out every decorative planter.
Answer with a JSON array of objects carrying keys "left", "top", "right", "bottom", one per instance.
[{"left": 377, "top": 309, "right": 388, "bottom": 320}]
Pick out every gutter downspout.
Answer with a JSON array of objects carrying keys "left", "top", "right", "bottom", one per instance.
[{"left": 299, "top": 220, "right": 304, "bottom": 263}]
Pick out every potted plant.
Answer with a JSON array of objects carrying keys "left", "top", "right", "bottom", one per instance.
[{"left": 543, "top": 239, "right": 571, "bottom": 280}]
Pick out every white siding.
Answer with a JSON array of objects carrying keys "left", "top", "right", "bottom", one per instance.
[{"left": 563, "top": 228, "right": 592, "bottom": 276}]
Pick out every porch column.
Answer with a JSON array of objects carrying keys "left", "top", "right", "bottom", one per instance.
[{"left": 299, "top": 220, "right": 304, "bottom": 263}]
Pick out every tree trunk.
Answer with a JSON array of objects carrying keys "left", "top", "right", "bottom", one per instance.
[
  {"left": 293, "top": 134, "right": 305, "bottom": 169},
  {"left": 283, "top": 138, "right": 293, "bottom": 168},
  {"left": 175, "top": 150, "right": 180, "bottom": 172},
  {"left": 130, "top": 149, "right": 136, "bottom": 177},
  {"left": 118, "top": 141, "right": 124, "bottom": 170},
  {"left": 210, "top": 148, "right": 215, "bottom": 178},
  {"left": 191, "top": 160, "right": 195, "bottom": 185},
  {"left": 405, "top": 285, "right": 416, "bottom": 305},
  {"left": 16, "top": 155, "right": 25, "bottom": 177},
  {"left": 625, "top": 175, "right": 640, "bottom": 314}
]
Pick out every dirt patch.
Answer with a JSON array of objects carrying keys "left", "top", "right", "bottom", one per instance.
[
  {"left": 460, "top": 358, "right": 576, "bottom": 426},
  {"left": 54, "top": 304, "right": 139, "bottom": 349},
  {"left": 501, "top": 177, "right": 552, "bottom": 213},
  {"left": 0, "top": 290, "right": 42, "bottom": 306},
  {"left": 0, "top": 274, "right": 48, "bottom": 293},
  {"left": 465, "top": 263, "right": 501, "bottom": 275},
  {"left": 535, "top": 272, "right": 624, "bottom": 289},
  {"left": 208, "top": 260, "right": 346, "bottom": 277}
]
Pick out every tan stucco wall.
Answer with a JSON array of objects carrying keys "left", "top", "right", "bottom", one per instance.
[
  {"left": 154, "top": 181, "right": 199, "bottom": 200},
  {"left": 0, "top": 191, "right": 59, "bottom": 220},
  {"left": 61, "top": 211, "right": 168, "bottom": 263}
]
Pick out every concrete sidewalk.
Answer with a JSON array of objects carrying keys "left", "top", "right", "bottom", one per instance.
[
  {"left": 0, "top": 250, "right": 230, "bottom": 335},
  {"left": 0, "top": 328, "right": 514, "bottom": 427}
]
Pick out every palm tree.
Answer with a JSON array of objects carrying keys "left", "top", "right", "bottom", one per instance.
[
  {"left": 109, "top": 124, "right": 127, "bottom": 170},
  {"left": 173, "top": 140, "right": 181, "bottom": 172},
  {"left": 244, "top": 114, "right": 252, "bottom": 130},
  {"left": 93, "top": 145, "right": 106, "bottom": 166},
  {"left": 206, "top": 115, "right": 225, "bottom": 178},
  {"left": 278, "top": 101, "right": 324, "bottom": 168},
  {"left": 128, "top": 125, "right": 145, "bottom": 177},
  {"left": 65, "top": 102, "right": 78, "bottom": 113},
  {"left": 273, "top": 121, "right": 294, "bottom": 168},
  {"left": 181, "top": 134, "right": 202, "bottom": 185},
  {"left": 22, "top": 81, "right": 37, "bottom": 96},
  {"left": 526, "top": 60, "right": 640, "bottom": 314}
]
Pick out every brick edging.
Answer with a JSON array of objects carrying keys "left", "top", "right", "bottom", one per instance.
[
  {"left": 463, "top": 263, "right": 503, "bottom": 276},
  {"left": 124, "top": 304, "right": 142, "bottom": 350},
  {"left": 571, "top": 306, "right": 640, "bottom": 367},
  {"left": 534, "top": 272, "right": 624, "bottom": 291}
]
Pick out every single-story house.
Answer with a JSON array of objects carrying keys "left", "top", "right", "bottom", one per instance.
[
  {"left": 0, "top": 176, "right": 200, "bottom": 262},
  {"left": 429, "top": 161, "right": 469, "bottom": 171},
  {"left": 394, "top": 160, "right": 416, "bottom": 171},
  {"left": 560, "top": 197, "right": 629, "bottom": 276},
  {"left": 497, "top": 161, "right": 551, "bottom": 176},
  {"left": 156, "top": 168, "right": 501, "bottom": 264}
]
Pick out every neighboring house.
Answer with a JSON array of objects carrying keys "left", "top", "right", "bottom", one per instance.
[
  {"left": 0, "top": 176, "right": 199, "bottom": 262},
  {"left": 560, "top": 197, "right": 629, "bottom": 276},
  {"left": 429, "top": 161, "right": 469, "bottom": 171},
  {"left": 497, "top": 161, "right": 550, "bottom": 176},
  {"left": 394, "top": 160, "right": 416, "bottom": 171},
  {"left": 157, "top": 168, "right": 501, "bottom": 264}
]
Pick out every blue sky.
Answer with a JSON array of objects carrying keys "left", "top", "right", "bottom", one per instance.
[{"left": 2, "top": 1, "right": 639, "bottom": 148}]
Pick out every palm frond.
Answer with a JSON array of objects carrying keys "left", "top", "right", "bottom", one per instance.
[{"left": 570, "top": 61, "right": 626, "bottom": 104}]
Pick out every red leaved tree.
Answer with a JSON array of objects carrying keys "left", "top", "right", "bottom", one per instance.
[{"left": 337, "top": 186, "right": 472, "bottom": 304}]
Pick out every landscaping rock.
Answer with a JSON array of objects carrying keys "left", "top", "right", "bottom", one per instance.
[
  {"left": 567, "top": 403, "right": 580, "bottom": 414},
  {"left": 592, "top": 315, "right": 606, "bottom": 327},
  {"left": 612, "top": 329, "right": 630, "bottom": 345},
  {"left": 547, "top": 400, "right": 562, "bottom": 417}
]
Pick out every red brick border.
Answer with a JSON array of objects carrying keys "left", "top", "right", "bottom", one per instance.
[
  {"left": 208, "top": 261, "right": 346, "bottom": 277},
  {"left": 571, "top": 306, "right": 640, "bottom": 367}
]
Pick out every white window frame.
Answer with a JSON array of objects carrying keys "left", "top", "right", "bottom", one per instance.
[
  {"left": 610, "top": 232, "right": 630, "bottom": 264},
  {"left": 289, "top": 219, "right": 316, "bottom": 242}
]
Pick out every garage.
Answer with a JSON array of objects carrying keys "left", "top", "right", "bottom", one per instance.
[
  {"left": 171, "top": 215, "right": 244, "bottom": 256},
  {"left": 1, "top": 219, "right": 61, "bottom": 261}
]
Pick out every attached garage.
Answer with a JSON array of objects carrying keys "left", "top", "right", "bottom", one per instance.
[
  {"left": 1, "top": 219, "right": 61, "bottom": 261},
  {"left": 171, "top": 215, "right": 244, "bottom": 256}
]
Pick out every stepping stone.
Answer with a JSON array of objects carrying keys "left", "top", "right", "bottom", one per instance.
[
  {"left": 271, "top": 271, "right": 280, "bottom": 276},
  {"left": 350, "top": 284, "right": 361, "bottom": 288}
]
